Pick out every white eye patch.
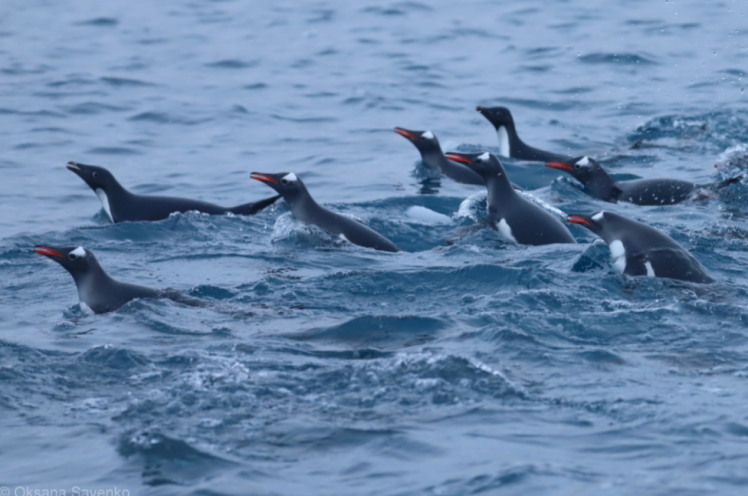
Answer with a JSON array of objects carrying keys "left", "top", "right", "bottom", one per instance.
[
  {"left": 576, "top": 156, "right": 590, "bottom": 166},
  {"left": 282, "top": 173, "right": 298, "bottom": 182},
  {"left": 422, "top": 130, "right": 434, "bottom": 139},
  {"left": 592, "top": 211, "right": 605, "bottom": 222},
  {"left": 70, "top": 246, "right": 86, "bottom": 258},
  {"left": 478, "top": 152, "right": 490, "bottom": 161}
]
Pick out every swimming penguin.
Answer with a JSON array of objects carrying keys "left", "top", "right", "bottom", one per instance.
[
  {"left": 444, "top": 151, "right": 577, "bottom": 245},
  {"left": 567, "top": 211, "right": 713, "bottom": 283},
  {"left": 395, "top": 127, "right": 525, "bottom": 191},
  {"left": 546, "top": 156, "right": 743, "bottom": 205},
  {"left": 67, "top": 162, "right": 280, "bottom": 223},
  {"left": 394, "top": 127, "right": 484, "bottom": 185},
  {"left": 250, "top": 172, "right": 400, "bottom": 252},
  {"left": 34, "top": 245, "right": 203, "bottom": 313},
  {"left": 476, "top": 106, "right": 571, "bottom": 162}
]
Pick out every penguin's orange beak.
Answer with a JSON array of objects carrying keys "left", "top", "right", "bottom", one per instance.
[
  {"left": 444, "top": 153, "right": 472, "bottom": 164},
  {"left": 546, "top": 161, "right": 574, "bottom": 171},
  {"left": 394, "top": 127, "right": 417, "bottom": 140},
  {"left": 250, "top": 173, "right": 279, "bottom": 184},
  {"left": 567, "top": 215, "right": 591, "bottom": 226},
  {"left": 34, "top": 246, "right": 65, "bottom": 258}
]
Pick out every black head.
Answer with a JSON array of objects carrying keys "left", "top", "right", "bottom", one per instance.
[
  {"left": 394, "top": 127, "right": 441, "bottom": 154},
  {"left": 546, "top": 156, "right": 604, "bottom": 184},
  {"left": 66, "top": 162, "right": 119, "bottom": 192},
  {"left": 444, "top": 151, "right": 505, "bottom": 179},
  {"left": 250, "top": 172, "right": 307, "bottom": 200},
  {"left": 34, "top": 245, "right": 100, "bottom": 277},
  {"left": 476, "top": 106, "right": 515, "bottom": 130}
]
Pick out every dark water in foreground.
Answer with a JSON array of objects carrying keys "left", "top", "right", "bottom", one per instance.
[{"left": 2, "top": 0, "right": 748, "bottom": 494}]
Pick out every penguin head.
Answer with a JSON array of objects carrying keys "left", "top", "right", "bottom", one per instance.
[
  {"left": 567, "top": 210, "right": 628, "bottom": 240},
  {"left": 34, "top": 245, "right": 100, "bottom": 278},
  {"left": 444, "top": 151, "right": 504, "bottom": 178},
  {"left": 394, "top": 127, "right": 441, "bottom": 154},
  {"left": 476, "top": 106, "right": 515, "bottom": 130},
  {"left": 251, "top": 172, "right": 306, "bottom": 200},
  {"left": 66, "top": 162, "right": 119, "bottom": 192},
  {"left": 546, "top": 156, "right": 602, "bottom": 184}
]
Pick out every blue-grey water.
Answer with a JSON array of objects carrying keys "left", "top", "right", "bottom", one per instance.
[{"left": 2, "top": 0, "right": 748, "bottom": 494}]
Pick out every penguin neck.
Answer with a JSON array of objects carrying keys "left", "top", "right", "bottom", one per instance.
[
  {"left": 95, "top": 179, "right": 131, "bottom": 222},
  {"left": 421, "top": 150, "right": 449, "bottom": 173},
  {"left": 287, "top": 184, "right": 323, "bottom": 223},
  {"left": 69, "top": 263, "right": 116, "bottom": 307},
  {"left": 496, "top": 122, "right": 521, "bottom": 159},
  {"left": 484, "top": 171, "right": 516, "bottom": 209},
  {"left": 99, "top": 177, "right": 129, "bottom": 199},
  {"left": 584, "top": 168, "right": 618, "bottom": 200}
]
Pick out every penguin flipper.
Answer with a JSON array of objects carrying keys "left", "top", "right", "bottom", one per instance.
[
  {"left": 703, "top": 175, "right": 743, "bottom": 190},
  {"left": 228, "top": 195, "right": 281, "bottom": 216},
  {"left": 158, "top": 289, "right": 210, "bottom": 308}
]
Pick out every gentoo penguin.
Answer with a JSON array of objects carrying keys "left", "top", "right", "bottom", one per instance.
[
  {"left": 394, "top": 127, "right": 484, "bottom": 185},
  {"left": 546, "top": 156, "right": 743, "bottom": 205},
  {"left": 67, "top": 162, "right": 280, "bottom": 223},
  {"left": 34, "top": 245, "right": 203, "bottom": 313},
  {"left": 476, "top": 106, "right": 571, "bottom": 162},
  {"left": 250, "top": 172, "right": 400, "bottom": 253},
  {"left": 567, "top": 211, "right": 713, "bottom": 283},
  {"left": 444, "top": 152, "right": 576, "bottom": 245},
  {"left": 395, "top": 127, "right": 524, "bottom": 191}
]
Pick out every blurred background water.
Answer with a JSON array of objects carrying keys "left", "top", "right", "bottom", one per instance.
[{"left": 2, "top": 0, "right": 748, "bottom": 494}]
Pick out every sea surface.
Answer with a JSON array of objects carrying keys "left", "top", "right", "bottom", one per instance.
[{"left": 2, "top": 0, "right": 748, "bottom": 494}]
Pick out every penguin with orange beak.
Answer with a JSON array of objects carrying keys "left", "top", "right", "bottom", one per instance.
[
  {"left": 34, "top": 245, "right": 203, "bottom": 313},
  {"left": 444, "top": 151, "right": 576, "bottom": 246},
  {"left": 567, "top": 211, "right": 713, "bottom": 283},
  {"left": 251, "top": 172, "right": 400, "bottom": 253},
  {"left": 546, "top": 156, "right": 741, "bottom": 205}
]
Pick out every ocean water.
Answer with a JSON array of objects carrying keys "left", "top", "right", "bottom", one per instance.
[{"left": 2, "top": 0, "right": 748, "bottom": 494}]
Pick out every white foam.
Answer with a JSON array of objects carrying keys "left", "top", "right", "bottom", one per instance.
[
  {"left": 406, "top": 206, "right": 452, "bottom": 226},
  {"left": 498, "top": 218, "right": 517, "bottom": 243},
  {"left": 645, "top": 261, "right": 655, "bottom": 277},
  {"left": 497, "top": 126, "right": 510, "bottom": 157},
  {"left": 576, "top": 156, "right": 590, "bottom": 166},
  {"left": 609, "top": 240, "right": 626, "bottom": 273},
  {"left": 79, "top": 301, "right": 94, "bottom": 315},
  {"left": 455, "top": 191, "right": 487, "bottom": 222},
  {"left": 282, "top": 173, "right": 298, "bottom": 182},
  {"left": 271, "top": 212, "right": 335, "bottom": 245},
  {"left": 715, "top": 143, "right": 748, "bottom": 170},
  {"left": 422, "top": 130, "right": 434, "bottom": 139},
  {"left": 95, "top": 188, "right": 113, "bottom": 222},
  {"left": 70, "top": 246, "right": 86, "bottom": 258},
  {"left": 592, "top": 211, "right": 605, "bottom": 222},
  {"left": 478, "top": 152, "right": 491, "bottom": 162},
  {"left": 516, "top": 191, "right": 568, "bottom": 220}
]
